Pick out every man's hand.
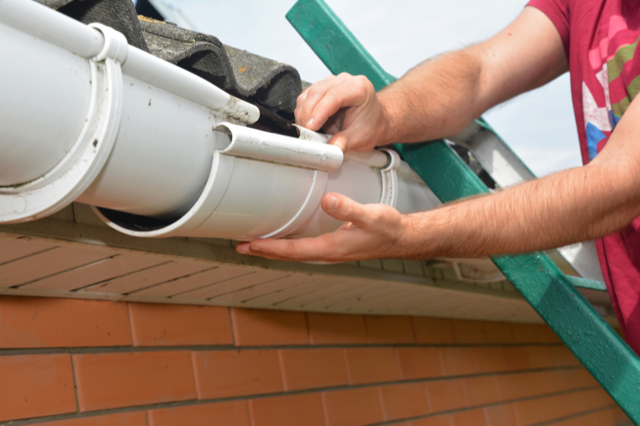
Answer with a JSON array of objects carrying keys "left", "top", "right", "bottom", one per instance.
[
  {"left": 295, "top": 73, "right": 389, "bottom": 152},
  {"left": 236, "top": 193, "right": 407, "bottom": 262}
]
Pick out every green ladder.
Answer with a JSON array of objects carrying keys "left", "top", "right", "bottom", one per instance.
[{"left": 286, "top": 0, "right": 640, "bottom": 420}]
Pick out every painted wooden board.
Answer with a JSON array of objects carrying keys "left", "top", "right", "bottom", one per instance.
[
  {"left": 0, "top": 246, "right": 112, "bottom": 287},
  {"left": 174, "top": 269, "right": 290, "bottom": 300},
  {"left": 79, "top": 261, "right": 213, "bottom": 294},
  {"left": 243, "top": 277, "right": 338, "bottom": 306},
  {"left": 0, "top": 235, "right": 55, "bottom": 265},
  {"left": 131, "top": 265, "right": 252, "bottom": 297},
  {"left": 272, "top": 278, "right": 348, "bottom": 308},
  {"left": 21, "top": 254, "right": 167, "bottom": 291},
  {"left": 0, "top": 231, "right": 584, "bottom": 324},
  {"left": 214, "top": 274, "right": 320, "bottom": 304}
]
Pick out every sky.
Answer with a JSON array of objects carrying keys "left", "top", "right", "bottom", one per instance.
[{"left": 154, "top": 0, "right": 582, "bottom": 177}]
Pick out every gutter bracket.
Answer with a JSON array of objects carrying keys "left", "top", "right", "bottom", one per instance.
[
  {"left": 0, "top": 24, "right": 125, "bottom": 223},
  {"left": 88, "top": 23, "right": 128, "bottom": 64},
  {"left": 379, "top": 148, "right": 400, "bottom": 208}
]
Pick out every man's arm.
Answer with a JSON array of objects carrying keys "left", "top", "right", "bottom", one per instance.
[
  {"left": 295, "top": 6, "right": 568, "bottom": 152},
  {"left": 236, "top": 96, "right": 640, "bottom": 262},
  {"left": 236, "top": 6, "right": 640, "bottom": 262}
]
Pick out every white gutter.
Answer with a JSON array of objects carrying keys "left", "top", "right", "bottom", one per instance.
[{"left": 0, "top": 0, "right": 440, "bottom": 241}]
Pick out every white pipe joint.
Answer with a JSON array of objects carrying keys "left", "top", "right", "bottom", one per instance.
[
  {"left": 215, "top": 123, "right": 344, "bottom": 171},
  {"left": 0, "top": 20, "right": 126, "bottom": 223},
  {"left": 89, "top": 23, "right": 128, "bottom": 64}
]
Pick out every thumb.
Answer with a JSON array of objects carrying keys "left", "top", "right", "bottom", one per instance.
[
  {"left": 321, "top": 193, "right": 369, "bottom": 227},
  {"left": 328, "top": 131, "right": 349, "bottom": 152}
]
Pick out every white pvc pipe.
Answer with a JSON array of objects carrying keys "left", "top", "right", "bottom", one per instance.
[
  {"left": 0, "top": 0, "right": 441, "bottom": 241},
  {"left": 0, "top": 0, "right": 104, "bottom": 58}
]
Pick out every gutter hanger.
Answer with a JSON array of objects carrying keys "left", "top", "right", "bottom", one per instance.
[{"left": 0, "top": 0, "right": 440, "bottom": 241}]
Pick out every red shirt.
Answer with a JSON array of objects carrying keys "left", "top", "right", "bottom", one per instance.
[{"left": 528, "top": 0, "right": 640, "bottom": 353}]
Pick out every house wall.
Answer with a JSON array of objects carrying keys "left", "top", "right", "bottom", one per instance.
[{"left": 0, "top": 296, "right": 630, "bottom": 426}]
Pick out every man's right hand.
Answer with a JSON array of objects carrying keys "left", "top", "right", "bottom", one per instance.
[{"left": 294, "top": 73, "right": 389, "bottom": 152}]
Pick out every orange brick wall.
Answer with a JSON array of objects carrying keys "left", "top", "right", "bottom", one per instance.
[{"left": 0, "top": 296, "right": 631, "bottom": 426}]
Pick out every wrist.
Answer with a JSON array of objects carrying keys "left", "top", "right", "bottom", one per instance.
[
  {"left": 377, "top": 92, "right": 403, "bottom": 146},
  {"left": 395, "top": 213, "right": 418, "bottom": 258}
]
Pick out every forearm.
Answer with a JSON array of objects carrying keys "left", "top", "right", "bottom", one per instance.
[
  {"left": 379, "top": 49, "right": 485, "bottom": 144},
  {"left": 376, "top": 7, "right": 567, "bottom": 146},
  {"left": 399, "top": 161, "right": 640, "bottom": 259}
]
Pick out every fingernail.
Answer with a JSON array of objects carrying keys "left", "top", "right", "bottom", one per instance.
[
  {"left": 325, "top": 195, "right": 338, "bottom": 211},
  {"left": 250, "top": 244, "right": 261, "bottom": 252},
  {"left": 306, "top": 118, "right": 314, "bottom": 127}
]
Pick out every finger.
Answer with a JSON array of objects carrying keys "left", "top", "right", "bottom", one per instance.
[
  {"left": 304, "top": 83, "right": 368, "bottom": 133},
  {"left": 297, "top": 77, "right": 347, "bottom": 130},
  {"left": 294, "top": 89, "right": 309, "bottom": 125},
  {"left": 321, "top": 193, "right": 372, "bottom": 228},
  {"left": 327, "top": 131, "right": 348, "bottom": 152},
  {"left": 323, "top": 107, "right": 346, "bottom": 134},
  {"left": 244, "top": 234, "right": 337, "bottom": 262}
]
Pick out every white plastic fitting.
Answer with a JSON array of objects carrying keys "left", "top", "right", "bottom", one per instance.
[{"left": 0, "top": 13, "right": 127, "bottom": 222}]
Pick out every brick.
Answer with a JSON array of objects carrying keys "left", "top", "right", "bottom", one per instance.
[
  {"left": 484, "top": 403, "right": 518, "bottom": 426},
  {"left": 149, "top": 401, "right": 249, "bottom": 426},
  {"left": 128, "top": 303, "right": 233, "bottom": 346},
  {"left": 364, "top": 315, "right": 415, "bottom": 344},
  {"left": 502, "top": 346, "right": 533, "bottom": 371},
  {"left": 192, "top": 349, "right": 282, "bottom": 399},
  {"left": 307, "top": 312, "right": 367, "bottom": 345},
  {"left": 568, "top": 368, "right": 598, "bottom": 388},
  {"left": 591, "top": 409, "right": 615, "bottom": 426},
  {"left": 527, "top": 346, "right": 556, "bottom": 369},
  {"left": 495, "top": 372, "right": 530, "bottom": 401},
  {"left": 410, "top": 414, "right": 452, "bottom": 426},
  {"left": 511, "top": 323, "right": 560, "bottom": 343},
  {"left": 279, "top": 348, "right": 348, "bottom": 391},
  {"left": 482, "top": 321, "right": 516, "bottom": 343},
  {"left": 611, "top": 407, "right": 631, "bottom": 424},
  {"left": 34, "top": 412, "right": 148, "bottom": 426},
  {"left": 527, "top": 371, "right": 556, "bottom": 396},
  {"left": 582, "top": 388, "right": 614, "bottom": 409},
  {"left": 73, "top": 351, "right": 196, "bottom": 411},
  {"left": 231, "top": 308, "right": 308, "bottom": 346},
  {"left": 425, "top": 379, "right": 468, "bottom": 413},
  {"left": 345, "top": 347, "right": 400, "bottom": 385},
  {"left": 463, "top": 376, "right": 499, "bottom": 407},
  {"left": 473, "top": 347, "right": 507, "bottom": 373},
  {"left": 549, "top": 346, "right": 580, "bottom": 367},
  {"left": 543, "top": 392, "right": 585, "bottom": 422},
  {"left": 250, "top": 393, "right": 325, "bottom": 426},
  {"left": 0, "top": 297, "right": 131, "bottom": 348},
  {"left": 323, "top": 387, "right": 384, "bottom": 426},
  {"left": 451, "top": 319, "right": 488, "bottom": 344},
  {"left": 439, "top": 347, "right": 479, "bottom": 376},
  {"left": 0, "top": 355, "right": 76, "bottom": 422},
  {"left": 553, "top": 414, "right": 596, "bottom": 426},
  {"left": 380, "top": 383, "right": 430, "bottom": 420},
  {"left": 451, "top": 408, "right": 487, "bottom": 426},
  {"left": 514, "top": 399, "right": 543, "bottom": 426},
  {"left": 412, "top": 317, "right": 454, "bottom": 344},
  {"left": 396, "top": 347, "right": 442, "bottom": 380}
]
